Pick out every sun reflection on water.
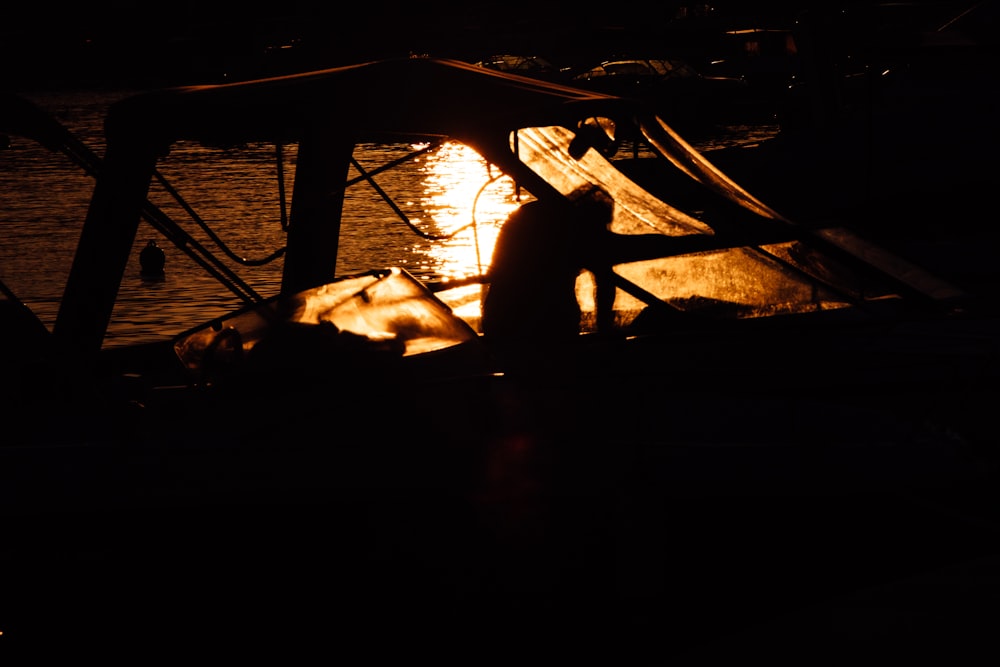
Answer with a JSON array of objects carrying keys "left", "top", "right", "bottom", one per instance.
[{"left": 413, "top": 141, "right": 529, "bottom": 281}]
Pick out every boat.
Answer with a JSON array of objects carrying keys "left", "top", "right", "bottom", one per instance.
[
  {"left": 471, "top": 53, "right": 565, "bottom": 82},
  {"left": 568, "top": 56, "right": 752, "bottom": 130},
  {"left": 1, "top": 59, "right": 998, "bottom": 659}
]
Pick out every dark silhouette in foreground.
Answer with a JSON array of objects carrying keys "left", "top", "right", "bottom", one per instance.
[{"left": 483, "top": 182, "right": 733, "bottom": 374}]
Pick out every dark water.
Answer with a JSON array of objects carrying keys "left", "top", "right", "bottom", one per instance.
[{"left": 1, "top": 88, "right": 778, "bottom": 347}]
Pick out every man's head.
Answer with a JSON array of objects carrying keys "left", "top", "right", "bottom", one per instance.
[{"left": 567, "top": 183, "right": 614, "bottom": 231}]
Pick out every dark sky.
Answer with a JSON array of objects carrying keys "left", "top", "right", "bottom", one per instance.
[{"left": 1, "top": 1, "right": 982, "bottom": 89}]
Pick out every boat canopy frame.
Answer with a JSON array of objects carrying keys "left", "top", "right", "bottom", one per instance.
[{"left": 42, "top": 57, "right": 968, "bottom": 366}]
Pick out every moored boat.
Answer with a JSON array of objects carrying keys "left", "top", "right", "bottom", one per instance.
[{"left": 2, "top": 58, "right": 998, "bottom": 659}]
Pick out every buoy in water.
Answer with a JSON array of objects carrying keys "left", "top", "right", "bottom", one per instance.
[{"left": 140, "top": 239, "right": 166, "bottom": 277}]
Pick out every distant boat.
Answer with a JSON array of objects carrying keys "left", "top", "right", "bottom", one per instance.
[
  {"left": 471, "top": 53, "right": 566, "bottom": 81},
  {"left": 568, "top": 57, "right": 751, "bottom": 129}
]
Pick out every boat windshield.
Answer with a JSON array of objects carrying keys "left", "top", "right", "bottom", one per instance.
[{"left": 174, "top": 267, "right": 480, "bottom": 377}]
